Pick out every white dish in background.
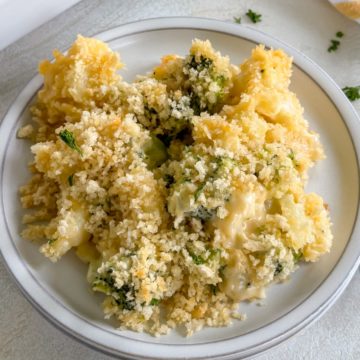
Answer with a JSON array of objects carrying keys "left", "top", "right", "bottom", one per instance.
[{"left": 1, "top": 17, "right": 360, "bottom": 360}]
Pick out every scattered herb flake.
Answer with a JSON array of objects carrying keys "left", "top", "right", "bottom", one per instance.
[
  {"left": 328, "top": 39, "right": 340, "bottom": 52},
  {"left": 274, "top": 262, "right": 283, "bottom": 276},
  {"left": 47, "top": 238, "right": 56, "bottom": 245},
  {"left": 234, "top": 16, "right": 241, "bottom": 24},
  {"left": 68, "top": 174, "right": 74, "bottom": 186},
  {"left": 150, "top": 298, "right": 160, "bottom": 306},
  {"left": 336, "top": 31, "right": 344, "bottom": 38},
  {"left": 114, "top": 284, "right": 135, "bottom": 310},
  {"left": 219, "top": 265, "right": 226, "bottom": 277},
  {"left": 188, "top": 250, "right": 206, "bottom": 265},
  {"left": 288, "top": 149, "right": 295, "bottom": 161},
  {"left": 246, "top": 9, "right": 262, "bottom": 23},
  {"left": 194, "top": 182, "right": 206, "bottom": 201},
  {"left": 342, "top": 86, "right": 360, "bottom": 102},
  {"left": 209, "top": 284, "right": 218, "bottom": 295},
  {"left": 59, "top": 129, "right": 83, "bottom": 155},
  {"left": 163, "top": 174, "right": 175, "bottom": 188},
  {"left": 293, "top": 251, "right": 303, "bottom": 263}
]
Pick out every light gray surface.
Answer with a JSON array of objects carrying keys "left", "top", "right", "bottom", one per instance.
[{"left": 0, "top": 0, "right": 359, "bottom": 359}]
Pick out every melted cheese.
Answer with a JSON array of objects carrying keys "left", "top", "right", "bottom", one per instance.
[
  {"left": 212, "top": 186, "right": 267, "bottom": 301},
  {"left": 213, "top": 187, "right": 266, "bottom": 249}
]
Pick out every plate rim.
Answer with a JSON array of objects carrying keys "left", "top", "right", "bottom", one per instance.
[{"left": 1, "top": 16, "right": 360, "bottom": 360}]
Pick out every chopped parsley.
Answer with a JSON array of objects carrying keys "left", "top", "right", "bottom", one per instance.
[
  {"left": 47, "top": 238, "right": 56, "bottom": 245},
  {"left": 342, "top": 86, "right": 360, "bottom": 102},
  {"left": 234, "top": 16, "right": 241, "bottom": 24},
  {"left": 93, "top": 276, "right": 135, "bottom": 311},
  {"left": 189, "top": 92, "right": 201, "bottom": 116},
  {"left": 274, "top": 262, "right": 283, "bottom": 276},
  {"left": 293, "top": 251, "right": 303, "bottom": 263},
  {"left": 328, "top": 39, "right": 340, "bottom": 52},
  {"left": 114, "top": 284, "right": 135, "bottom": 310},
  {"left": 188, "top": 55, "right": 213, "bottom": 72},
  {"left": 288, "top": 149, "right": 295, "bottom": 161},
  {"left": 246, "top": 9, "right": 262, "bottom": 23},
  {"left": 150, "top": 298, "right": 160, "bottom": 306},
  {"left": 189, "top": 251, "right": 206, "bottom": 265},
  {"left": 163, "top": 174, "right": 175, "bottom": 188},
  {"left": 188, "top": 247, "right": 221, "bottom": 266},
  {"left": 194, "top": 182, "right": 206, "bottom": 201},
  {"left": 68, "top": 174, "right": 74, "bottom": 186},
  {"left": 209, "top": 284, "right": 218, "bottom": 295},
  {"left": 59, "top": 129, "right": 83, "bottom": 155},
  {"left": 336, "top": 31, "right": 344, "bottom": 38}
]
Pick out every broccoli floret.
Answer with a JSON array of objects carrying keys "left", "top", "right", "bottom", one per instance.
[
  {"left": 143, "top": 136, "right": 169, "bottom": 169},
  {"left": 184, "top": 51, "right": 230, "bottom": 114},
  {"left": 92, "top": 268, "right": 135, "bottom": 310}
]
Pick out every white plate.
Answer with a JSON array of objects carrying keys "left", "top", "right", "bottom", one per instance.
[{"left": 1, "top": 17, "right": 360, "bottom": 360}]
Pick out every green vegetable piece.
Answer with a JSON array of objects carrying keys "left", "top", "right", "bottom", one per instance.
[
  {"left": 208, "top": 248, "right": 221, "bottom": 261},
  {"left": 219, "top": 265, "right": 226, "bottom": 277},
  {"left": 188, "top": 249, "right": 206, "bottom": 265},
  {"left": 342, "top": 86, "right": 360, "bottom": 102},
  {"left": 143, "top": 136, "right": 169, "bottom": 169},
  {"left": 68, "top": 174, "right": 74, "bottom": 186},
  {"left": 246, "top": 9, "right": 262, "bottom": 23},
  {"left": 234, "top": 16, "right": 241, "bottom": 24},
  {"left": 190, "top": 92, "right": 201, "bottom": 116},
  {"left": 59, "top": 129, "right": 83, "bottom": 155},
  {"left": 150, "top": 298, "right": 160, "bottom": 306},
  {"left": 288, "top": 149, "right": 295, "bottom": 160},
  {"left": 293, "top": 251, "right": 303, "bottom": 263},
  {"left": 188, "top": 55, "right": 213, "bottom": 72},
  {"left": 194, "top": 182, "right": 206, "bottom": 201},
  {"left": 47, "top": 238, "right": 56, "bottom": 245},
  {"left": 328, "top": 39, "right": 340, "bottom": 52},
  {"left": 114, "top": 284, "right": 135, "bottom": 310},
  {"left": 209, "top": 284, "right": 218, "bottom": 295},
  {"left": 92, "top": 279, "right": 113, "bottom": 294},
  {"left": 164, "top": 174, "right": 175, "bottom": 188},
  {"left": 274, "top": 262, "right": 283, "bottom": 276}
]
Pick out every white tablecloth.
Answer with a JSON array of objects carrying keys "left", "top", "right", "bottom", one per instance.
[{"left": 0, "top": 0, "right": 359, "bottom": 359}]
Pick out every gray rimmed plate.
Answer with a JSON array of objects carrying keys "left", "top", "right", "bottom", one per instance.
[{"left": 1, "top": 17, "right": 360, "bottom": 360}]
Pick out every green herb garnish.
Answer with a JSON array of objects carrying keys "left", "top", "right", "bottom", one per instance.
[
  {"left": 209, "top": 284, "right": 218, "bottom": 295},
  {"left": 194, "top": 182, "right": 206, "bottom": 201},
  {"left": 188, "top": 55, "right": 213, "bottom": 72},
  {"left": 234, "top": 16, "right": 241, "bottom": 24},
  {"left": 328, "top": 39, "right": 340, "bottom": 52},
  {"left": 59, "top": 129, "right": 83, "bottom": 155},
  {"left": 274, "top": 262, "right": 283, "bottom": 276},
  {"left": 163, "top": 174, "right": 175, "bottom": 189},
  {"left": 293, "top": 251, "right": 303, "bottom": 263},
  {"left": 188, "top": 250, "right": 206, "bottom": 265},
  {"left": 342, "top": 86, "right": 360, "bottom": 102},
  {"left": 114, "top": 284, "right": 135, "bottom": 310},
  {"left": 47, "top": 238, "right": 56, "bottom": 245},
  {"left": 150, "top": 298, "right": 160, "bottom": 306},
  {"left": 336, "top": 31, "right": 344, "bottom": 38},
  {"left": 246, "top": 9, "right": 262, "bottom": 23},
  {"left": 288, "top": 149, "right": 295, "bottom": 161},
  {"left": 68, "top": 174, "right": 74, "bottom": 186}
]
